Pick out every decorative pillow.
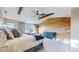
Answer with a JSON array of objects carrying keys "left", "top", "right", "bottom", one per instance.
[
  {"left": 43, "top": 32, "right": 56, "bottom": 39},
  {"left": 0, "top": 30, "right": 7, "bottom": 45},
  {"left": 3, "top": 29, "right": 14, "bottom": 39},
  {"left": 11, "top": 29, "right": 21, "bottom": 38}
]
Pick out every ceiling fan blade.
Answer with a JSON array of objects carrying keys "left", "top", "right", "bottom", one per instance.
[
  {"left": 32, "top": 14, "right": 38, "bottom": 17},
  {"left": 32, "top": 11, "right": 36, "bottom": 14},
  {"left": 40, "top": 13, "right": 45, "bottom": 15},
  {"left": 18, "top": 7, "right": 23, "bottom": 15},
  {"left": 39, "top": 13, "right": 54, "bottom": 19}
]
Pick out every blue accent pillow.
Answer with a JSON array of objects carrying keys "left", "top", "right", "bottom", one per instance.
[{"left": 43, "top": 32, "right": 56, "bottom": 39}]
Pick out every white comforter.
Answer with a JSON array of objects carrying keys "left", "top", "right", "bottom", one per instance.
[{"left": 3, "top": 34, "right": 39, "bottom": 52}]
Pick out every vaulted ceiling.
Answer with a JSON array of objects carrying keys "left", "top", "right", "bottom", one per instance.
[{"left": 0, "top": 7, "right": 73, "bottom": 24}]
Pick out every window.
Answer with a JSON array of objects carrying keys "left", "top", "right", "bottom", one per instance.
[
  {"left": 25, "top": 23, "right": 35, "bottom": 33},
  {"left": 7, "top": 23, "right": 14, "bottom": 29},
  {"left": 0, "top": 22, "right": 2, "bottom": 28}
]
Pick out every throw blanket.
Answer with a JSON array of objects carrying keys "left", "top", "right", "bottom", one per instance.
[
  {"left": 33, "top": 35, "right": 44, "bottom": 41},
  {"left": 24, "top": 33, "right": 44, "bottom": 41}
]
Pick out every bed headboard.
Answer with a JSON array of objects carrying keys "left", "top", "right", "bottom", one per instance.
[{"left": 43, "top": 32, "right": 56, "bottom": 39}]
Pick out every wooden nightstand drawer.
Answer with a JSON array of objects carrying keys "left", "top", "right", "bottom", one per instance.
[{"left": 0, "top": 46, "right": 8, "bottom": 52}]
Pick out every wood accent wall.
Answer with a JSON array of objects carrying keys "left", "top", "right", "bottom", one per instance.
[
  {"left": 36, "top": 17, "right": 71, "bottom": 40},
  {"left": 35, "top": 24, "right": 39, "bottom": 33}
]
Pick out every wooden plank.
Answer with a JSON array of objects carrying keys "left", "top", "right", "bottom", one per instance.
[{"left": 18, "top": 7, "right": 23, "bottom": 15}]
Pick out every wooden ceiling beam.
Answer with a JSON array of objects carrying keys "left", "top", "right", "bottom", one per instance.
[{"left": 18, "top": 7, "right": 23, "bottom": 15}]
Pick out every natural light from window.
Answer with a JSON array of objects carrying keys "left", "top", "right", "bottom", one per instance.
[
  {"left": 7, "top": 23, "right": 14, "bottom": 29},
  {"left": 25, "top": 23, "right": 35, "bottom": 33}
]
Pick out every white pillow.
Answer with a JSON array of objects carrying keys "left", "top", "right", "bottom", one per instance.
[
  {"left": 0, "top": 30, "right": 7, "bottom": 45},
  {"left": 5, "top": 28, "right": 14, "bottom": 39}
]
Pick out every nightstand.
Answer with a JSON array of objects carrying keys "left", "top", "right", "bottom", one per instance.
[{"left": 0, "top": 45, "right": 8, "bottom": 52}]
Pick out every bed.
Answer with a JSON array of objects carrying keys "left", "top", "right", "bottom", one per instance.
[{"left": 4, "top": 34, "right": 43, "bottom": 52}]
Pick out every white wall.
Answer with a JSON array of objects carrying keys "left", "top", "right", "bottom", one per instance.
[
  {"left": 0, "top": 10, "right": 4, "bottom": 23},
  {"left": 71, "top": 8, "right": 79, "bottom": 40},
  {"left": 18, "top": 22, "right": 25, "bottom": 34},
  {"left": 71, "top": 8, "right": 79, "bottom": 51}
]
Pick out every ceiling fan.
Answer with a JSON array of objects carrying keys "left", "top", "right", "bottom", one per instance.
[{"left": 32, "top": 11, "right": 55, "bottom": 19}]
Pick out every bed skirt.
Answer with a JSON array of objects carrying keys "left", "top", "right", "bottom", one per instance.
[{"left": 24, "top": 43, "right": 43, "bottom": 52}]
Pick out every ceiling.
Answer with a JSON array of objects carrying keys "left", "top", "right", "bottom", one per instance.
[{"left": 0, "top": 7, "right": 73, "bottom": 24}]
